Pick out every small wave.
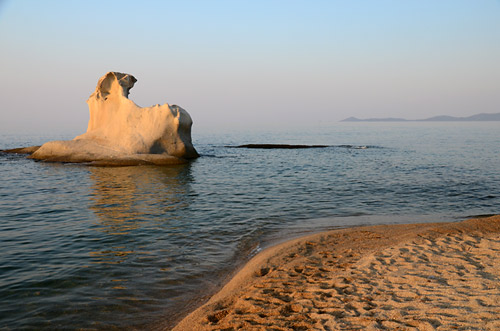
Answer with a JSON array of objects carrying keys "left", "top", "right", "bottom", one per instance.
[
  {"left": 199, "top": 154, "right": 239, "bottom": 159},
  {"left": 463, "top": 213, "right": 497, "bottom": 219},
  {"left": 249, "top": 243, "right": 262, "bottom": 257}
]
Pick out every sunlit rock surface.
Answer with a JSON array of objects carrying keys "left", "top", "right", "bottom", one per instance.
[{"left": 29, "top": 72, "right": 199, "bottom": 165}]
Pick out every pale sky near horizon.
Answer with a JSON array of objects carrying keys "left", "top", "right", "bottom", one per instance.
[{"left": 0, "top": 0, "right": 499, "bottom": 134}]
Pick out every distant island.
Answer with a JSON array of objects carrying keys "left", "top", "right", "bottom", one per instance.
[{"left": 341, "top": 112, "right": 500, "bottom": 122}]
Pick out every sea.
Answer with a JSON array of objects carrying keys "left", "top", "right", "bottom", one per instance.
[{"left": 1, "top": 122, "right": 499, "bottom": 329}]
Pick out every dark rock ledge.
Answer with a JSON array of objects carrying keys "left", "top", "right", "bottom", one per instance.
[{"left": 228, "top": 144, "right": 329, "bottom": 149}]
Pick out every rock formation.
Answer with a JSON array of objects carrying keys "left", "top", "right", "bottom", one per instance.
[{"left": 29, "top": 72, "right": 199, "bottom": 165}]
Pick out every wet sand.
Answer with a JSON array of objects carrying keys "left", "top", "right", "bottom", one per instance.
[{"left": 173, "top": 215, "right": 500, "bottom": 330}]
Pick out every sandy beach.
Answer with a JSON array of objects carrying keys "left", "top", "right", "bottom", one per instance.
[{"left": 173, "top": 216, "right": 500, "bottom": 330}]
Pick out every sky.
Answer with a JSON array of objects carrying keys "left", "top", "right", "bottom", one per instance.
[{"left": 0, "top": 0, "right": 499, "bottom": 134}]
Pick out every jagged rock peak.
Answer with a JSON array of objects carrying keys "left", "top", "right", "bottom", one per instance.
[{"left": 90, "top": 71, "right": 137, "bottom": 100}]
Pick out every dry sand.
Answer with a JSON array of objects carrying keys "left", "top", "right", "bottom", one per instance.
[{"left": 172, "top": 216, "right": 500, "bottom": 330}]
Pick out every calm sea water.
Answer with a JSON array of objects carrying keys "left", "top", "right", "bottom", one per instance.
[{"left": 1, "top": 122, "right": 499, "bottom": 329}]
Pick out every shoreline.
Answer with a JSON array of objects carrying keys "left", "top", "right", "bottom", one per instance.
[{"left": 172, "top": 215, "right": 500, "bottom": 330}]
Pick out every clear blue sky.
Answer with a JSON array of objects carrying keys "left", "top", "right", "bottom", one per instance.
[{"left": 1, "top": 0, "right": 499, "bottom": 134}]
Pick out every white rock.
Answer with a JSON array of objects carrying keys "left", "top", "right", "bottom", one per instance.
[{"left": 30, "top": 72, "right": 199, "bottom": 165}]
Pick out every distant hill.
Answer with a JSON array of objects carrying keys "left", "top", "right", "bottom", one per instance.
[
  {"left": 341, "top": 116, "right": 409, "bottom": 122},
  {"left": 341, "top": 113, "right": 500, "bottom": 122}
]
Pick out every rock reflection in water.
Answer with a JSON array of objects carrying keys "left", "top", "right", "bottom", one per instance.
[{"left": 87, "top": 164, "right": 193, "bottom": 265}]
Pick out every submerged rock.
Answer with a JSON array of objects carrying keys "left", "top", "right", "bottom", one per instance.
[
  {"left": 3, "top": 146, "right": 41, "bottom": 154},
  {"left": 230, "top": 144, "right": 329, "bottom": 149},
  {"left": 29, "top": 72, "right": 198, "bottom": 165}
]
